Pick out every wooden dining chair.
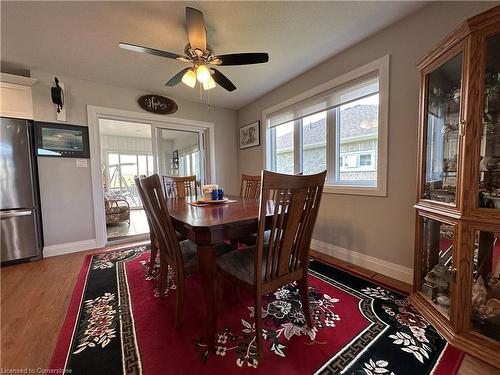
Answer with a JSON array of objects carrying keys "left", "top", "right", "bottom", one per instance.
[
  {"left": 237, "top": 174, "right": 268, "bottom": 246},
  {"left": 216, "top": 170, "right": 327, "bottom": 360},
  {"left": 134, "top": 176, "right": 159, "bottom": 276},
  {"left": 140, "top": 174, "right": 234, "bottom": 327},
  {"left": 162, "top": 175, "right": 197, "bottom": 199},
  {"left": 234, "top": 174, "right": 263, "bottom": 247},
  {"left": 240, "top": 174, "right": 261, "bottom": 199}
]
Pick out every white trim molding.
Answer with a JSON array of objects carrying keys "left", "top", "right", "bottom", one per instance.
[
  {"left": 43, "top": 239, "right": 98, "bottom": 257},
  {"left": 87, "top": 105, "right": 216, "bottom": 248},
  {"left": 310, "top": 238, "right": 413, "bottom": 284}
]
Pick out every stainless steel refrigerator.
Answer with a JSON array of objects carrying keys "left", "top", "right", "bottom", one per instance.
[{"left": 1, "top": 117, "right": 43, "bottom": 262}]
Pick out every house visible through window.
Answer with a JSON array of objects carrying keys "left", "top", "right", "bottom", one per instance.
[{"left": 265, "top": 56, "right": 388, "bottom": 195}]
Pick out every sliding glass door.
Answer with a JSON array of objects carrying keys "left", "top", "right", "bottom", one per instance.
[
  {"left": 98, "top": 117, "right": 209, "bottom": 242},
  {"left": 156, "top": 127, "right": 206, "bottom": 191}
]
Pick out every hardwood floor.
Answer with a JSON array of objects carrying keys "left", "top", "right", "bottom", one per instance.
[
  {"left": 106, "top": 209, "right": 149, "bottom": 241},
  {"left": 0, "top": 241, "right": 147, "bottom": 370},
  {"left": 0, "top": 244, "right": 497, "bottom": 374}
]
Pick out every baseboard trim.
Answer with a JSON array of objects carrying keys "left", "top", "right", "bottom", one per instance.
[
  {"left": 310, "top": 239, "right": 413, "bottom": 284},
  {"left": 43, "top": 239, "right": 98, "bottom": 257}
]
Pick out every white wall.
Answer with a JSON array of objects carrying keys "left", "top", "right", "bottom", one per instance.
[
  {"left": 31, "top": 70, "right": 238, "bottom": 248},
  {"left": 236, "top": 1, "right": 497, "bottom": 279}
]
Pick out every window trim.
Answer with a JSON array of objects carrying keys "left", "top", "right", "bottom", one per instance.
[{"left": 262, "top": 55, "right": 389, "bottom": 197}]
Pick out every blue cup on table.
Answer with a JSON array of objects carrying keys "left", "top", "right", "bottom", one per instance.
[
  {"left": 218, "top": 188, "right": 224, "bottom": 200},
  {"left": 211, "top": 189, "right": 218, "bottom": 200}
]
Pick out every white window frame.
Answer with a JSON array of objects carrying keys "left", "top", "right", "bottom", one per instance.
[{"left": 262, "top": 55, "right": 389, "bottom": 196}]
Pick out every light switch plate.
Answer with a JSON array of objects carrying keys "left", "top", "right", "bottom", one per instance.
[{"left": 75, "top": 159, "right": 88, "bottom": 168}]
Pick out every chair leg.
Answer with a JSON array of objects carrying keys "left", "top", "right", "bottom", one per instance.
[
  {"left": 216, "top": 273, "right": 224, "bottom": 312},
  {"left": 149, "top": 245, "right": 158, "bottom": 276},
  {"left": 175, "top": 275, "right": 185, "bottom": 329},
  {"left": 233, "top": 284, "right": 241, "bottom": 302},
  {"left": 299, "top": 277, "right": 313, "bottom": 329},
  {"left": 254, "top": 293, "right": 264, "bottom": 362},
  {"left": 158, "top": 256, "right": 168, "bottom": 296}
]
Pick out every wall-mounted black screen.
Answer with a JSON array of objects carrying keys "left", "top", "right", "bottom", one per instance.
[{"left": 35, "top": 122, "right": 90, "bottom": 158}]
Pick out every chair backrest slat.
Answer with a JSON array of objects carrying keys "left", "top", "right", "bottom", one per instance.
[
  {"left": 240, "top": 174, "right": 261, "bottom": 199},
  {"left": 256, "top": 170, "right": 326, "bottom": 285},
  {"left": 162, "top": 175, "right": 197, "bottom": 199},
  {"left": 141, "top": 174, "right": 184, "bottom": 276},
  {"left": 134, "top": 175, "right": 157, "bottom": 248}
]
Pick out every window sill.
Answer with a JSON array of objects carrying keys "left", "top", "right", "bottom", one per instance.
[{"left": 323, "top": 184, "right": 387, "bottom": 197}]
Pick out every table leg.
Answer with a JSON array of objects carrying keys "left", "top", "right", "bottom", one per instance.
[{"left": 196, "top": 244, "right": 217, "bottom": 353}]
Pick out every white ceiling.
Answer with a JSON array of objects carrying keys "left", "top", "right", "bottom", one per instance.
[
  {"left": 99, "top": 119, "right": 152, "bottom": 138},
  {"left": 99, "top": 118, "right": 199, "bottom": 145},
  {"left": 1, "top": 1, "right": 426, "bottom": 110}
]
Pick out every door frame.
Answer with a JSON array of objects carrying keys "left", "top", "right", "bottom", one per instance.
[{"left": 87, "top": 105, "right": 216, "bottom": 248}]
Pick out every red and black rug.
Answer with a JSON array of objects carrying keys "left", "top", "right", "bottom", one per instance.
[{"left": 49, "top": 245, "right": 463, "bottom": 374}]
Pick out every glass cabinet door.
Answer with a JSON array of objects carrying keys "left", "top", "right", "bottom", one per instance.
[
  {"left": 479, "top": 33, "right": 500, "bottom": 210},
  {"left": 423, "top": 53, "right": 463, "bottom": 206},
  {"left": 419, "top": 216, "right": 456, "bottom": 318},
  {"left": 470, "top": 229, "right": 500, "bottom": 341}
]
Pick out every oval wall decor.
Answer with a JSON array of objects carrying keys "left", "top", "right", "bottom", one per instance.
[{"left": 138, "top": 95, "right": 178, "bottom": 115}]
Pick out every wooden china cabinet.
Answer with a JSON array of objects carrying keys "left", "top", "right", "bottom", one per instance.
[{"left": 411, "top": 6, "right": 500, "bottom": 368}]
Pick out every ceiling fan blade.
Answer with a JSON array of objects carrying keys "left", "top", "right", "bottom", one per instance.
[
  {"left": 185, "top": 7, "right": 207, "bottom": 51},
  {"left": 165, "top": 67, "right": 191, "bottom": 87},
  {"left": 211, "top": 69, "right": 236, "bottom": 92},
  {"left": 119, "top": 42, "right": 188, "bottom": 60},
  {"left": 215, "top": 53, "right": 269, "bottom": 66}
]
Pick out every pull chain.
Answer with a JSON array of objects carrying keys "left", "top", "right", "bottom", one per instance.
[{"left": 206, "top": 86, "right": 211, "bottom": 110}]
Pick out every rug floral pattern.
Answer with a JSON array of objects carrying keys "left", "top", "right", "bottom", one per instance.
[
  {"left": 193, "top": 282, "right": 341, "bottom": 368},
  {"left": 73, "top": 293, "right": 118, "bottom": 354},
  {"left": 140, "top": 250, "right": 454, "bottom": 373},
  {"left": 54, "top": 247, "right": 461, "bottom": 375}
]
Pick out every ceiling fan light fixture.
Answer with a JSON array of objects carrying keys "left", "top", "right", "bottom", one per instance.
[
  {"left": 203, "top": 76, "right": 216, "bottom": 90},
  {"left": 196, "top": 64, "right": 211, "bottom": 84},
  {"left": 120, "top": 7, "right": 269, "bottom": 93},
  {"left": 181, "top": 68, "right": 197, "bottom": 88}
]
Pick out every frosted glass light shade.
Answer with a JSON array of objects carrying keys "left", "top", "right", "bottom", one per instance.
[
  {"left": 203, "top": 76, "right": 216, "bottom": 90},
  {"left": 196, "top": 65, "right": 211, "bottom": 84},
  {"left": 182, "top": 69, "right": 196, "bottom": 88}
]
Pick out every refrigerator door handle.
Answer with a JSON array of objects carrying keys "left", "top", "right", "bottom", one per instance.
[{"left": 0, "top": 210, "right": 33, "bottom": 219}]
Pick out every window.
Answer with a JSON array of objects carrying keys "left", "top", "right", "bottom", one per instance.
[
  {"left": 264, "top": 56, "right": 388, "bottom": 196},
  {"left": 302, "top": 112, "right": 327, "bottom": 175},
  {"left": 359, "top": 154, "right": 372, "bottom": 167},
  {"left": 270, "top": 121, "right": 294, "bottom": 174},
  {"left": 335, "top": 94, "right": 378, "bottom": 185},
  {"left": 180, "top": 151, "right": 201, "bottom": 178},
  {"left": 106, "top": 152, "right": 154, "bottom": 207}
]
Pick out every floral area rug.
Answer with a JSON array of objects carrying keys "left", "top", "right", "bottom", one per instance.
[{"left": 49, "top": 245, "right": 463, "bottom": 374}]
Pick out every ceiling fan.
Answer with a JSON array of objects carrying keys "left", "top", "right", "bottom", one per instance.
[{"left": 119, "top": 7, "right": 269, "bottom": 92}]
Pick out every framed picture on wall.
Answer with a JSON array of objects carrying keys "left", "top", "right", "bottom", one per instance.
[
  {"left": 172, "top": 150, "right": 179, "bottom": 169},
  {"left": 239, "top": 121, "right": 260, "bottom": 149}
]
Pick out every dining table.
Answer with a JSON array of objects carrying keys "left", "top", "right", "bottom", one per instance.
[{"left": 165, "top": 195, "right": 272, "bottom": 353}]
